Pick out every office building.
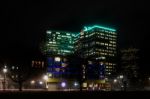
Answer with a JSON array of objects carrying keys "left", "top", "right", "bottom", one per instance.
[{"left": 75, "top": 25, "right": 117, "bottom": 77}]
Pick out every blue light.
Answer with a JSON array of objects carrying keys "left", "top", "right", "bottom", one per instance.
[
  {"left": 61, "top": 82, "right": 66, "bottom": 87},
  {"left": 84, "top": 25, "right": 116, "bottom": 32}
]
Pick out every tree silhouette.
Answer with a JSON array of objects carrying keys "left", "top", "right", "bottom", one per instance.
[{"left": 8, "top": 65, "right": 30, "bottom": 91}]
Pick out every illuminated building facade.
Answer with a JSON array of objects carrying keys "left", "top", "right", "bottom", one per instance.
[
  {"left": 41, "top": 30, "right": 79, "bottom": 90},
  {"left": 41, "top": 25, "right": 117, "bottom": 90},
  {"left": 43, "top": 30, "right": 79, "bottom": 78},
  {"left": 75, "top": 25, "right": 117, "bottom": 77},
  {"left": 43, "top": 30, "right": 78, "bottom": 56}
]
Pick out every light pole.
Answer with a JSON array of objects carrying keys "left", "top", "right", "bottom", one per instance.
[
  {"left": 119, "top": 75, "right": 124, "bottom": 91},
  {"left": 43, "top": 75, "right": 48, "bottom": 89},
  {"left": 30, "top": 80, "right": 35, "bottom": 88},
  {"left": 3, "top": 66, "right": 7, "bottom": 91}
]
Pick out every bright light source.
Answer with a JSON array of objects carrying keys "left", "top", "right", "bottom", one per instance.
[
  {"left": 39, "top": 81, "right": 43, "bottom": 85},
  {"left": 89, "top": 84, "right": 93, "bottom": 87},
  {"left": 48, "top": 73, "right": 52, "bottom": 77},
  {"left": 74, "top": 82, "right": 78, "bottom": 87},
  {"left": 61, "top": 82, "right": 66, "bottom": 87},
  {"left": 3, "top": 68, "right": 7, "bottom": 73},
  {"left": 83, "top": 83, "right": 87, "bottom": 87},
  {"left": 46, "top": 31, "right": 51, "bottom": 34},
  {"left": 55, "top": 57, "right": 61, "bottom": 62},
  {"left": 119, "top": 75, "right": 124, "bottom": 79},
  {"left": 43, "top": 75, "right": 48, "bottom": 81},
  {"left": 31, "top": 80, "right": 35, "bottom": 84},
  {"left": 114, "top": 79, "right": 117, "bottom": 83},
  {"left": 148, "top": 77, "right": 150, "bottom": 80}
]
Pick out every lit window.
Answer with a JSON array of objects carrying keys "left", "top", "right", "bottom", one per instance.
[
  {"left": 48, "top": 73, "right": 52, "bottom": 77},
  {"left": 83, "top": 83, "right": 87, "bottom": 87},
  {"left": 46, "top": 31, "right": 51, "bottom": 34}
]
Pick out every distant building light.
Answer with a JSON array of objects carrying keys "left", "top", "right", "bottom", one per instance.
[
  {"left": 48, "top": 73, "right": 52, "bottom": 77},
  {"left": 83, "top": 83, "right": 87, "bottom": 87},
  {"left": 55, "top": 57, "right": 61, "bottom": 62},
  {"left": 89, "top": 83, "right": 93, "bottom": 87},
  {"left": 83, "top": 25, "right": 116, "bottom": 32},
  {"left": 47, "top": 31, "right": 51, "bottom": 34}
]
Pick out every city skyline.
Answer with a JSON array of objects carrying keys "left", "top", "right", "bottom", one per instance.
[
  {"left": 1, "top": 0, "right": 150, "bottom": 92},
  {"left": 2, "top": 1, "right": 150, "bottom": 73}
]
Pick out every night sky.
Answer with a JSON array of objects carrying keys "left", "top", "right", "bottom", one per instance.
[{"left": 2, "top": 1, "right": 150, "bottom": 72}]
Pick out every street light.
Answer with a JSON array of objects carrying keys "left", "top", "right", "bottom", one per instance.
[
  {"left": 31, "top": 80, "right": 35, "bottom": 84},
  {"left": 43, "top": 75, "right": 48, "bottom": 89},
  {"left": 61, "top": 82, "right": 66, "bottom": 88},
  {"left": 119, "top": 75, "right": 124, "bottom": 79},
  {"left": 3, "top": 66, "right": 8, "bottom": 91},
  {"left": 114, "top": 79, "right": 117, "bottom": 83}
]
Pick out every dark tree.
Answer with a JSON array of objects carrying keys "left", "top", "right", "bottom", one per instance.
[{"left": 8, "top": 65, "right": 30, "bottom": 91}]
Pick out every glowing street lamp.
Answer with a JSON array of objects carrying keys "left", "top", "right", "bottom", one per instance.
[
  {"left": 43, "top": 75, "right": 48, "bottom": 89},
  {"left": 3, "top": 66, "right": 8, "bottom": 91},
  {"left": 148, "top": 77, "right": 150, "bottom": 81},
  {"left": 61, "top": 82, "right": 66, "bottom": 88},
  {"left": 119, "top": 75, "right": 124, "bottom": 79},
  {"left": 114, "top": 79, "right": 117, "bottom": 83},
  {"left": 31, "top": 80, "right": 35, "bottom": 84},
  {"left": 74, "top": 82, "right": 78, "bottom": 87},
  {"left": 39, "top": 81, "right": 43, "bottom": 85},
  {"left": 43, "top": 75, "right": 48, "bottom": 81},
  {"left": 3, "top": 68, "right": 7, "bottom": 73}
]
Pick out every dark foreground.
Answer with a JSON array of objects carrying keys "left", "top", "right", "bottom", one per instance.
[{"left": 0, "top": 91, "right": 149, "bottom": 98}]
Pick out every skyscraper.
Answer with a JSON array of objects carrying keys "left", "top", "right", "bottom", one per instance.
[
  {"left": 41, "top": 25, "right": 117, "bottom": 90},
  {"left": 75, "top": 25, "right": 117, "bottom": 77}
]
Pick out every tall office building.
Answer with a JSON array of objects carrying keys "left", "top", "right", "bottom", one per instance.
[
  {"left": 75, "top": 25, "right": 117, "bottom": 77},
  {"left": 41, "top": 25, "right": 117, "bottom": 90},
  {"left": 41, "top": 30, "right": 79, "bottom": 90}
]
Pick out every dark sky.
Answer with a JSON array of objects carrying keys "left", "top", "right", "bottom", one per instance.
[{"left": 2, "top": 0, "right": 150, "bottom": 71}]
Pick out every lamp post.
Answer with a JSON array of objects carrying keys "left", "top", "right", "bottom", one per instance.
[
  {"left": 43, "top": 75, "right": 48, "bottom": 89},
  {"left": 3, "top": 66, "right": 7, "bottom": 91}
]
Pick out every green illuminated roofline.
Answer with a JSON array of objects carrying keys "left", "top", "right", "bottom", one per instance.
[{"left": 84, "top": 25, "right": 116, "bottom": 32}]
